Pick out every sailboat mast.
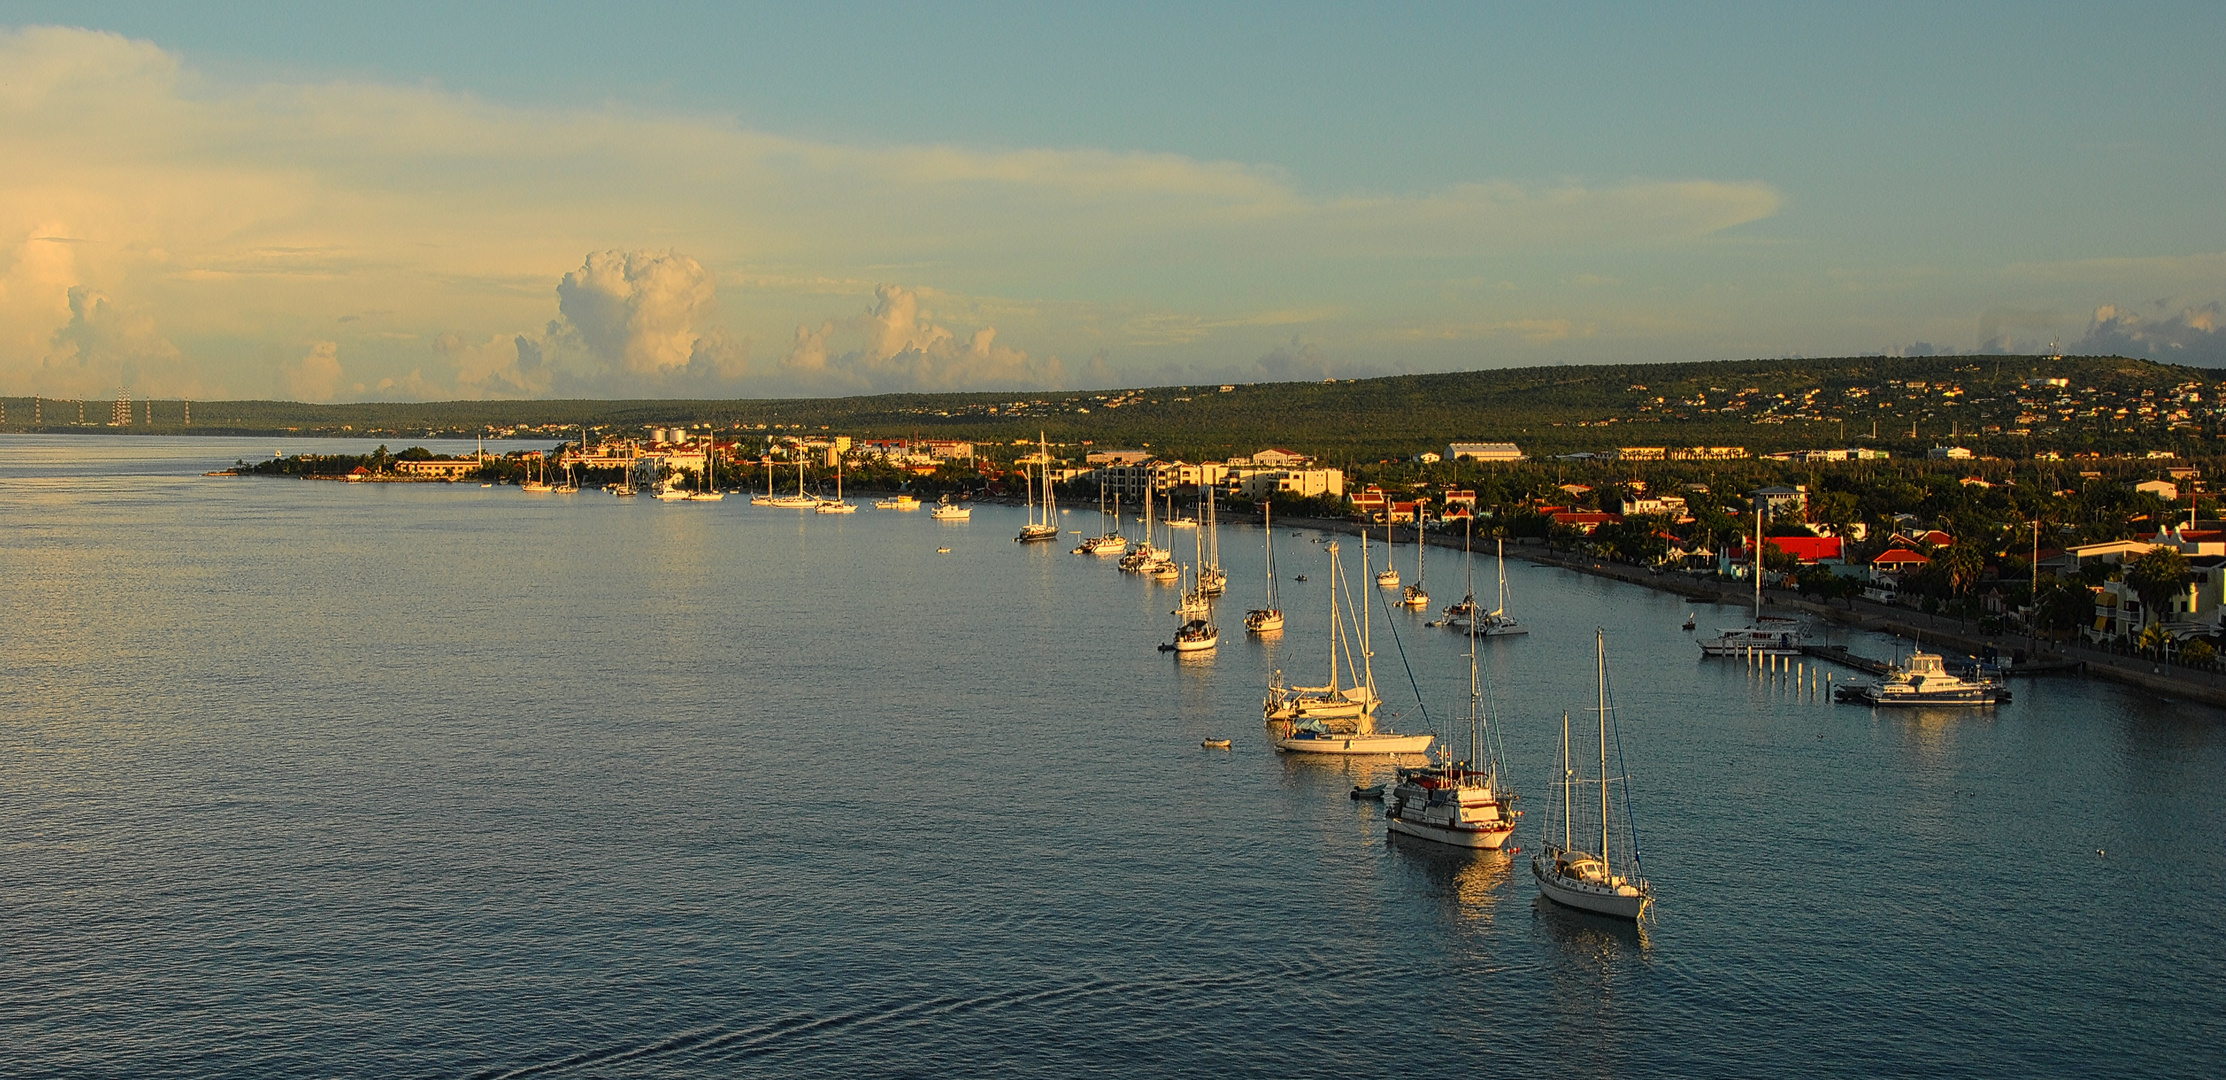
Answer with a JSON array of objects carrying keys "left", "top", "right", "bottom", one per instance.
[
  {"left": 1264, "top": 501, "right": 1276, "bottom": 605},
  {"left": 1561, "top": 710, "right": 1573, "bottom": 852},
  {"left": 1753, "top": 506, "right": 1763, "bottom": 620},
  {"left": 1326, "top": 542, "right": 1341, "bottom": 692},
  {"left": 1597, "top": 630, "right": 1611, "bottom": 874}
]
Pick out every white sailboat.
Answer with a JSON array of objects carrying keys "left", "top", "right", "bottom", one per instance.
[
  {"left": 1385, "top": 592, "right": 1517, "bottom": 848},
  {"left": 1270, "top": 541, "right": 1431, "bottom": 754},
  {"left": 1531, "top": 630, "right": 1654, "bottom": 920},
  {"left": 751, "top": 457, "right": 777, "bottom": 504},
  {"left": 1400, "top": 509, "right": 1430, "bottom": 608},
  {"left": 1375, "top": 512, "right": 1400, "bottom": 589},
  {"left": 1015, "top": 432, "right": 1060, "bottom": 543},
  {"left": 1165, "top": 617, "right": 1219, "bottom": 653},
  {"left": 686, "top": 434, "right": 725, "bottom": 500},
  {"left": 1198, "top": 487, "right": 1227, "bottom": 595},
  {"left": 1700, "top": 507, "right": 1804, "bottom": 656},
  {"left": 816, "top": 451, "right": 854, "bottom": 512},
  {"left": 1245, "top": 499, "right": 1284, "bottom": 633},
  {"left": 768, "top": 456, "right": 819, "bottom": 508},
  {"left": 1078, "top": 486, "right": 1128, "bottom": 554}
]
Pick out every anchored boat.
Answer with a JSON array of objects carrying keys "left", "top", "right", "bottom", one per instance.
[
  {"left": 1834, "top": 651, "right": 2010, "bottom": 706},
  {"left": 1531, "top": 630, "right": 1654, "bottom": 921}
]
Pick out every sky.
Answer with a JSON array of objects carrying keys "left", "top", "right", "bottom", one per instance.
[{"left": 2, "top": 2, "right": 2223, "bottom": 402}]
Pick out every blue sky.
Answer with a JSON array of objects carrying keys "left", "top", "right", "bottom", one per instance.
[{"left": 3, "top": 2, "right": 2222, "bottom": 401}]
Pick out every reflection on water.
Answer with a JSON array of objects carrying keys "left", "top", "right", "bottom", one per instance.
[
  {"left": 1386, "top": 832, "right": 1516, "bottom": 926},
  {"left": 3, "top": 437, "right": 2222, "bottom": 1079}
]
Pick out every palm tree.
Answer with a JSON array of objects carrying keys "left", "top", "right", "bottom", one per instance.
[{"left": 2126, "top": 546, "right": 2192, "bottom": 628}]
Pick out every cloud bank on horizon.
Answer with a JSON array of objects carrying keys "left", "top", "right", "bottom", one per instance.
[{"left": 1, "top": 24, "right": 2222, "bottom": 403}]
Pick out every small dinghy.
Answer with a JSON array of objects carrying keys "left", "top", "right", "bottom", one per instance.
[
  {"left": 1682, "top": 613, "right": 1696, "bottom": 631},
  {"left": 1202, "top": 738, "right": 1232, "bottom": 749},
  {"left": 1350, "top": 783, "right": 1386, "bottom": 801}
]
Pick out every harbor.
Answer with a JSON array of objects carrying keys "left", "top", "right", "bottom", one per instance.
[{"left": 7, "top": 435, "right": 2224, "bottom": 1079}]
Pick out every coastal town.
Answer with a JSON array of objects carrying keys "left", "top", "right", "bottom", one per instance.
[{"left": 227, "top": 406, "right": 2226, "bottom": 682}]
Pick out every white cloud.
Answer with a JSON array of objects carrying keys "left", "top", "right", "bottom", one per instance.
[
  {"left": 282, "top": 341, "right": 343, "bottom": 402},
  {"left": 0, "top": 25, "right": 1794, "bottom": 397},
  {"left": 2077, "top": 301, "right": 2226, "bottom": 365},
  {"left": 777, "top": 285, "right": 1063, "bottom": 394},
  {"left": 36, "top": 285, "right": 192, "bottom": 398}
]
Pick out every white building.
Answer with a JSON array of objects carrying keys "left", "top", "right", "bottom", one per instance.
[{"left": 1447, "top": 442, "right": 1523, "bottom": 462}]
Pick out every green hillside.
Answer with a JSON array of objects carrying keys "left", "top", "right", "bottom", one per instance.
[{"left": 5, "top": 353, "right": 2215, "bottom": 462}]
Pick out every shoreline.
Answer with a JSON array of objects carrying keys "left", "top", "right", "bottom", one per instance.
[{"left": 1235, "top": 512, "right": 2226, "bottom": 710}]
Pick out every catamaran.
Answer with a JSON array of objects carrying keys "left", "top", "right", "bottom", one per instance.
[
  {"left": 1385, "top": 593, "right": 1517, "bottom": 848},
  {"left": 1531, "top": 630, "right": 1654, "bottom": 920},
  {"left": 1700, "top": 507, "right": 1805, "bottom": 656},
  {"left": 1016, "top": 432, "right": 1060, "bottom": 543},
  {"left": 1245, "top": 499, "right": 1285, "bottom": 633}
]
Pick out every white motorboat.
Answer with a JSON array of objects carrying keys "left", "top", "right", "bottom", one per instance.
[
  {"left": 931, "top": 495, "right": 972, "bottom": 520},
  {"left": 1245, "top": 499, "right": 1284, "bottom": 634},
  {"left": 1702, "top": 506, "right": 1806, "bottom": 656},
  {"left": 1834, "top": 651, "right": 2010, "bottom": 706},
  {"left": 1531, "top": 630, "right": 1654, "bottom": 921},
  {"left": 1386, "top": 583, "right": 1518, "bottom": 848}
]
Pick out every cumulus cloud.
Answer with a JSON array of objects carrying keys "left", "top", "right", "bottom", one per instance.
[
  {"left": 282, "top": 341, "right": 343, "bottom": 402},
  {"left": 537, "top": 250, "right": 750, "bottom": 394},
  {"left": 2077, "top": 302, "right": 2226, "bottom": 365},
  {"left": 38, "top": 285, "right": 192, "bottom": 397},
  {"left": 0, "top": 25, "right": 1797, "bottom": 398},
  {"left": 775, "top": 285, "right": 1063, "bottom": 394}
]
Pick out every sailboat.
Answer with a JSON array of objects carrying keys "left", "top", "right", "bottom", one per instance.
[
  {"left": 1531, "top": 630, "right": 1654, "bottom": 920},
  {"left": 686, "top": 434, "right": 725, "bottom": 500},
  {"left": 1699, "top": 507, "right": 1804, "bottom": 656},
  {"left": 1385, "top": 592, "right": 1517, "bottom": 847},
  {"left": 1016, "top": 432, "right": 1060, "bottom": 543},
  {"left": 768, "top": 456, "right": 818, "bottom": 508},
  {"left": 1375, "top": 511, "right": 1400, "bottom": 589},
  {"left": 1079, "top": 487, "right": 1128, "bottom": 554},
  {"left": 520, "top": 453, "right": 553, "bottom": 492},
  {"left": 1165, "top": 616, "right": 1219, "bottom": 653},
  {"left": 1400, "top": 509, "right": 1429, "bottom": 608},
  {"left": 751, "top": 457, "right": 777, "bottom": 505},
  {"left": 1273, "top": 540, "right": 1432, "bottom": 754},
  {"left": 1245, "top": 499, "right": 1284, "bottom": 633},
  {"left": 1198, "top": 487, "right": 1227, "bottom": 595},
  {"left": 816, "top": 451, "right": 855, "bottom": 512}
]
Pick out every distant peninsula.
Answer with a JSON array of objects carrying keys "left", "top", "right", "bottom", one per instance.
[{"left": 6, "top": 353, "right": 2218, "bottom": 463}]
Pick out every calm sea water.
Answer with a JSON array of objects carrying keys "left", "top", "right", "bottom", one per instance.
[{"left": 3, "top": 435, "right": 2222, "bottom": 1078}]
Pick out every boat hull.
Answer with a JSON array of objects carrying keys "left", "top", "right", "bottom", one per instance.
[
  {"left": 1274, "top": 732, "right": 1433, "bottom": 755},
  {"left": 1531, "top": 857, "right": 1650, "bottom": 919},
  {"left": 1386, "top": 815, "right": 1515, "bottom": 849},
  {"left": 1244, "top": 610, "right": 1284, "bottom": 633}
]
